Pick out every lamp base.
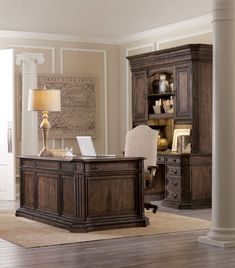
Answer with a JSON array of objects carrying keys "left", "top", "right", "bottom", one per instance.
[{"left": 39, "top": 148, "right": 53, "bottom": 157}]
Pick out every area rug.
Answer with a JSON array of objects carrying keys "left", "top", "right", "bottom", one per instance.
[{"left": 0, "top": 212, "right": 211, "bottom": 248}]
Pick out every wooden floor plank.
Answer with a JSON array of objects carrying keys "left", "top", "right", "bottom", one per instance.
[{"left": 1, "top": 201, "right": 235, "bottom": 268}]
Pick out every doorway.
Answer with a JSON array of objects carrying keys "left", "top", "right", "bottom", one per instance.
[{"left": 0, "top": 49, "right": 16, "bottom": 200}]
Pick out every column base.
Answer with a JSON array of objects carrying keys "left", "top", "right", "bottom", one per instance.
[
  {"left": 198, "top": 228, "right": 235, "bottom": 248},
  {"left": 198, "top": 236, "right": 235, "bottom": 248}
]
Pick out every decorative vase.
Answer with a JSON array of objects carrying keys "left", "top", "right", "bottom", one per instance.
[
  {"left": 152, "top": 79, "right": 159, "bottom": 94},
  {"left": 157, "top": 136, "right": 169, "bottom": 151}
]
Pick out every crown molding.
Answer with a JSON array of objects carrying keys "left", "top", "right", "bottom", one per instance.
[
  {"left": 118, "top": 14, "right": 212, "bottom": 44},
  {"left": 0, "top": 30, "right": 119, "bottom": 45},
  {"left": 0, "top": 14, "right": 212, "bottom": 45}
]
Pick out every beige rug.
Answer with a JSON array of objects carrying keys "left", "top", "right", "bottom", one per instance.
[{"left": 0, "top": 212, "right": 211, "bottom": 248}]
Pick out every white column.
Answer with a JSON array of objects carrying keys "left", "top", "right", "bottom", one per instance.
[
  {"left": 16, "top": 53, "right": 44, "bottom": 155},
  {"left": 199, "top": 0, "right": 235, "bottom": 248}
]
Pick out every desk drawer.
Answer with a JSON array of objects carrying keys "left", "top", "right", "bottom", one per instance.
[
  {"left": 166, "top": 166, "right": 181, "bottom": 176},
  {"left": 21, "top": 159, "right": 34, "bottom": 168},
  {"left": 85, "top": 161, "right": 138, "bottom": 173},
  {"left": 61, "top": 162, "right": 74, "bottom": 172},
  {"left": 36, "top": 160, "right": 60, "bottom": 171},
  {"left": 165, "top": 156, "right": 181, "bottom": 165}
]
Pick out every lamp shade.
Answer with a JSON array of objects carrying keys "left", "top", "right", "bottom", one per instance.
[{"left": 28, "top": 88, "right": 61, "bottom": 112}]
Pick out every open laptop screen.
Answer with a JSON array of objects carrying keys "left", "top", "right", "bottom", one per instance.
[
  {"left": 76, "top": 136, "right": 115, "bottom": 157},
  {"left": 76, "top": 136, "right": 96, "bottom": 157}
]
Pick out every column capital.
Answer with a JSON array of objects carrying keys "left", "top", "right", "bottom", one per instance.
[
  {"left": 213, "top": 0, "right": 235, "bottom": 22},
  {"left": 16, "top": 53, "right": 44, "bottom": 66},
  {"left": 214, "top": 0, "right": 235, "bottom": 9}
]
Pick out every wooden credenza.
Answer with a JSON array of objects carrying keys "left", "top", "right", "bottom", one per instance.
[
  {"left": 157, "top": 151, "right": 212, "bottom": 209},
  {"left": 16, "top": 155, "right": 149, "bottom": 232}
]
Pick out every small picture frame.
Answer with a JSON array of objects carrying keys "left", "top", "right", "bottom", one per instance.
[{"left": 172, "top": 129, "right": 191, "bottom": 152}]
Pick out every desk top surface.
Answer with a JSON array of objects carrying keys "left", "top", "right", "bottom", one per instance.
[
  {"left": 158, "top": 150, "right": 181, "bottom": 156},
  {"left": 19, "top": 155, "right": 145, "bottom": 162}
]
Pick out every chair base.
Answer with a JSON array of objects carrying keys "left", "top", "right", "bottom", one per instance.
[{"left": 144, "top": 202, "right": 158, "bottom": 213}]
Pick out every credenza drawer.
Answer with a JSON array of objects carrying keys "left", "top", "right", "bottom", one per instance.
[
  {"left": 165, "top": 187, "right": 181, "bottom": 201},
  {"left": 157, "top": 156, "right": 165, "bottom": 164},
  {"left": 85, "top": 161, "right": 138, "bottom": 173},
  {"left": 166, "top": 166, "right": 181, "bottom": 176},
  {"left": 165, "top": 156, "right": 181, "bottom": 165},
  {"left": 166, "top": 177, "right": 181, "bottom": 188}
]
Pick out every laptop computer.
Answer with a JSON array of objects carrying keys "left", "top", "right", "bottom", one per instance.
[{"left": 76, "top": 136, "right": 115, "bottom": 157}]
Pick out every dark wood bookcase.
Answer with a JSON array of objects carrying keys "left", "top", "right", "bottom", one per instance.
[{"left": 127, "top": 44, "right": 212, "bottom": 209}]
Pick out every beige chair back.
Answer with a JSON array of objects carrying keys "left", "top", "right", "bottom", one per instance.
[{"left": 125, "top": 125, "right": 158, "bottom": 171}]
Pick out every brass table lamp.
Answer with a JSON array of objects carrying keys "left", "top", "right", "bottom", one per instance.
[{"left": 28, "top": 87, "right": 61, "bottom": 157}]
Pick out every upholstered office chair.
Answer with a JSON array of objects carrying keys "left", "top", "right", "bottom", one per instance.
[{"left": 124, "top": 125, "right": 158, "bottom": 213}]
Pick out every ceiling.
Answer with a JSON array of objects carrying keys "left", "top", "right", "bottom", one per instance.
[{"left": 0, "top": 0, "right": 212, "bottom": 41}]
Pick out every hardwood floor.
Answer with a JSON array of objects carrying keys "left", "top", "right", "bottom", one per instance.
[{"left": 0, "top": 200, "right": 234, "bottom": 268}]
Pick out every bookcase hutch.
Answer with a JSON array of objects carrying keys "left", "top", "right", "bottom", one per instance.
[{"left": 127, "top": 44, "right": 212, "bottom": 209}]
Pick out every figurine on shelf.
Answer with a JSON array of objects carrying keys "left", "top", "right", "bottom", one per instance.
[
  {"left": 159, "top": 74, "right": 170, "bottom": 93},
  {"left": 162, "top": 96, "right": 174, "bottom": 113},
  {"left": 153, "top": 99, "right": 162, "bottom": 114}
]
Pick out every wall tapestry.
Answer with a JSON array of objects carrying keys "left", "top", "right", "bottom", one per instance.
[{"left": 37, "top": 75, "right": 96, "bottom": 139}]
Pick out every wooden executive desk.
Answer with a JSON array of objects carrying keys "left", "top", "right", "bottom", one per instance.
[{"left": 16, "top": 155, "right": 148, "bottom": 232}]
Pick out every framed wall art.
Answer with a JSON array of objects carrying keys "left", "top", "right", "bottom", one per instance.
[{"left": 37, "top": 75, "right": 96, "bottom": 139}]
